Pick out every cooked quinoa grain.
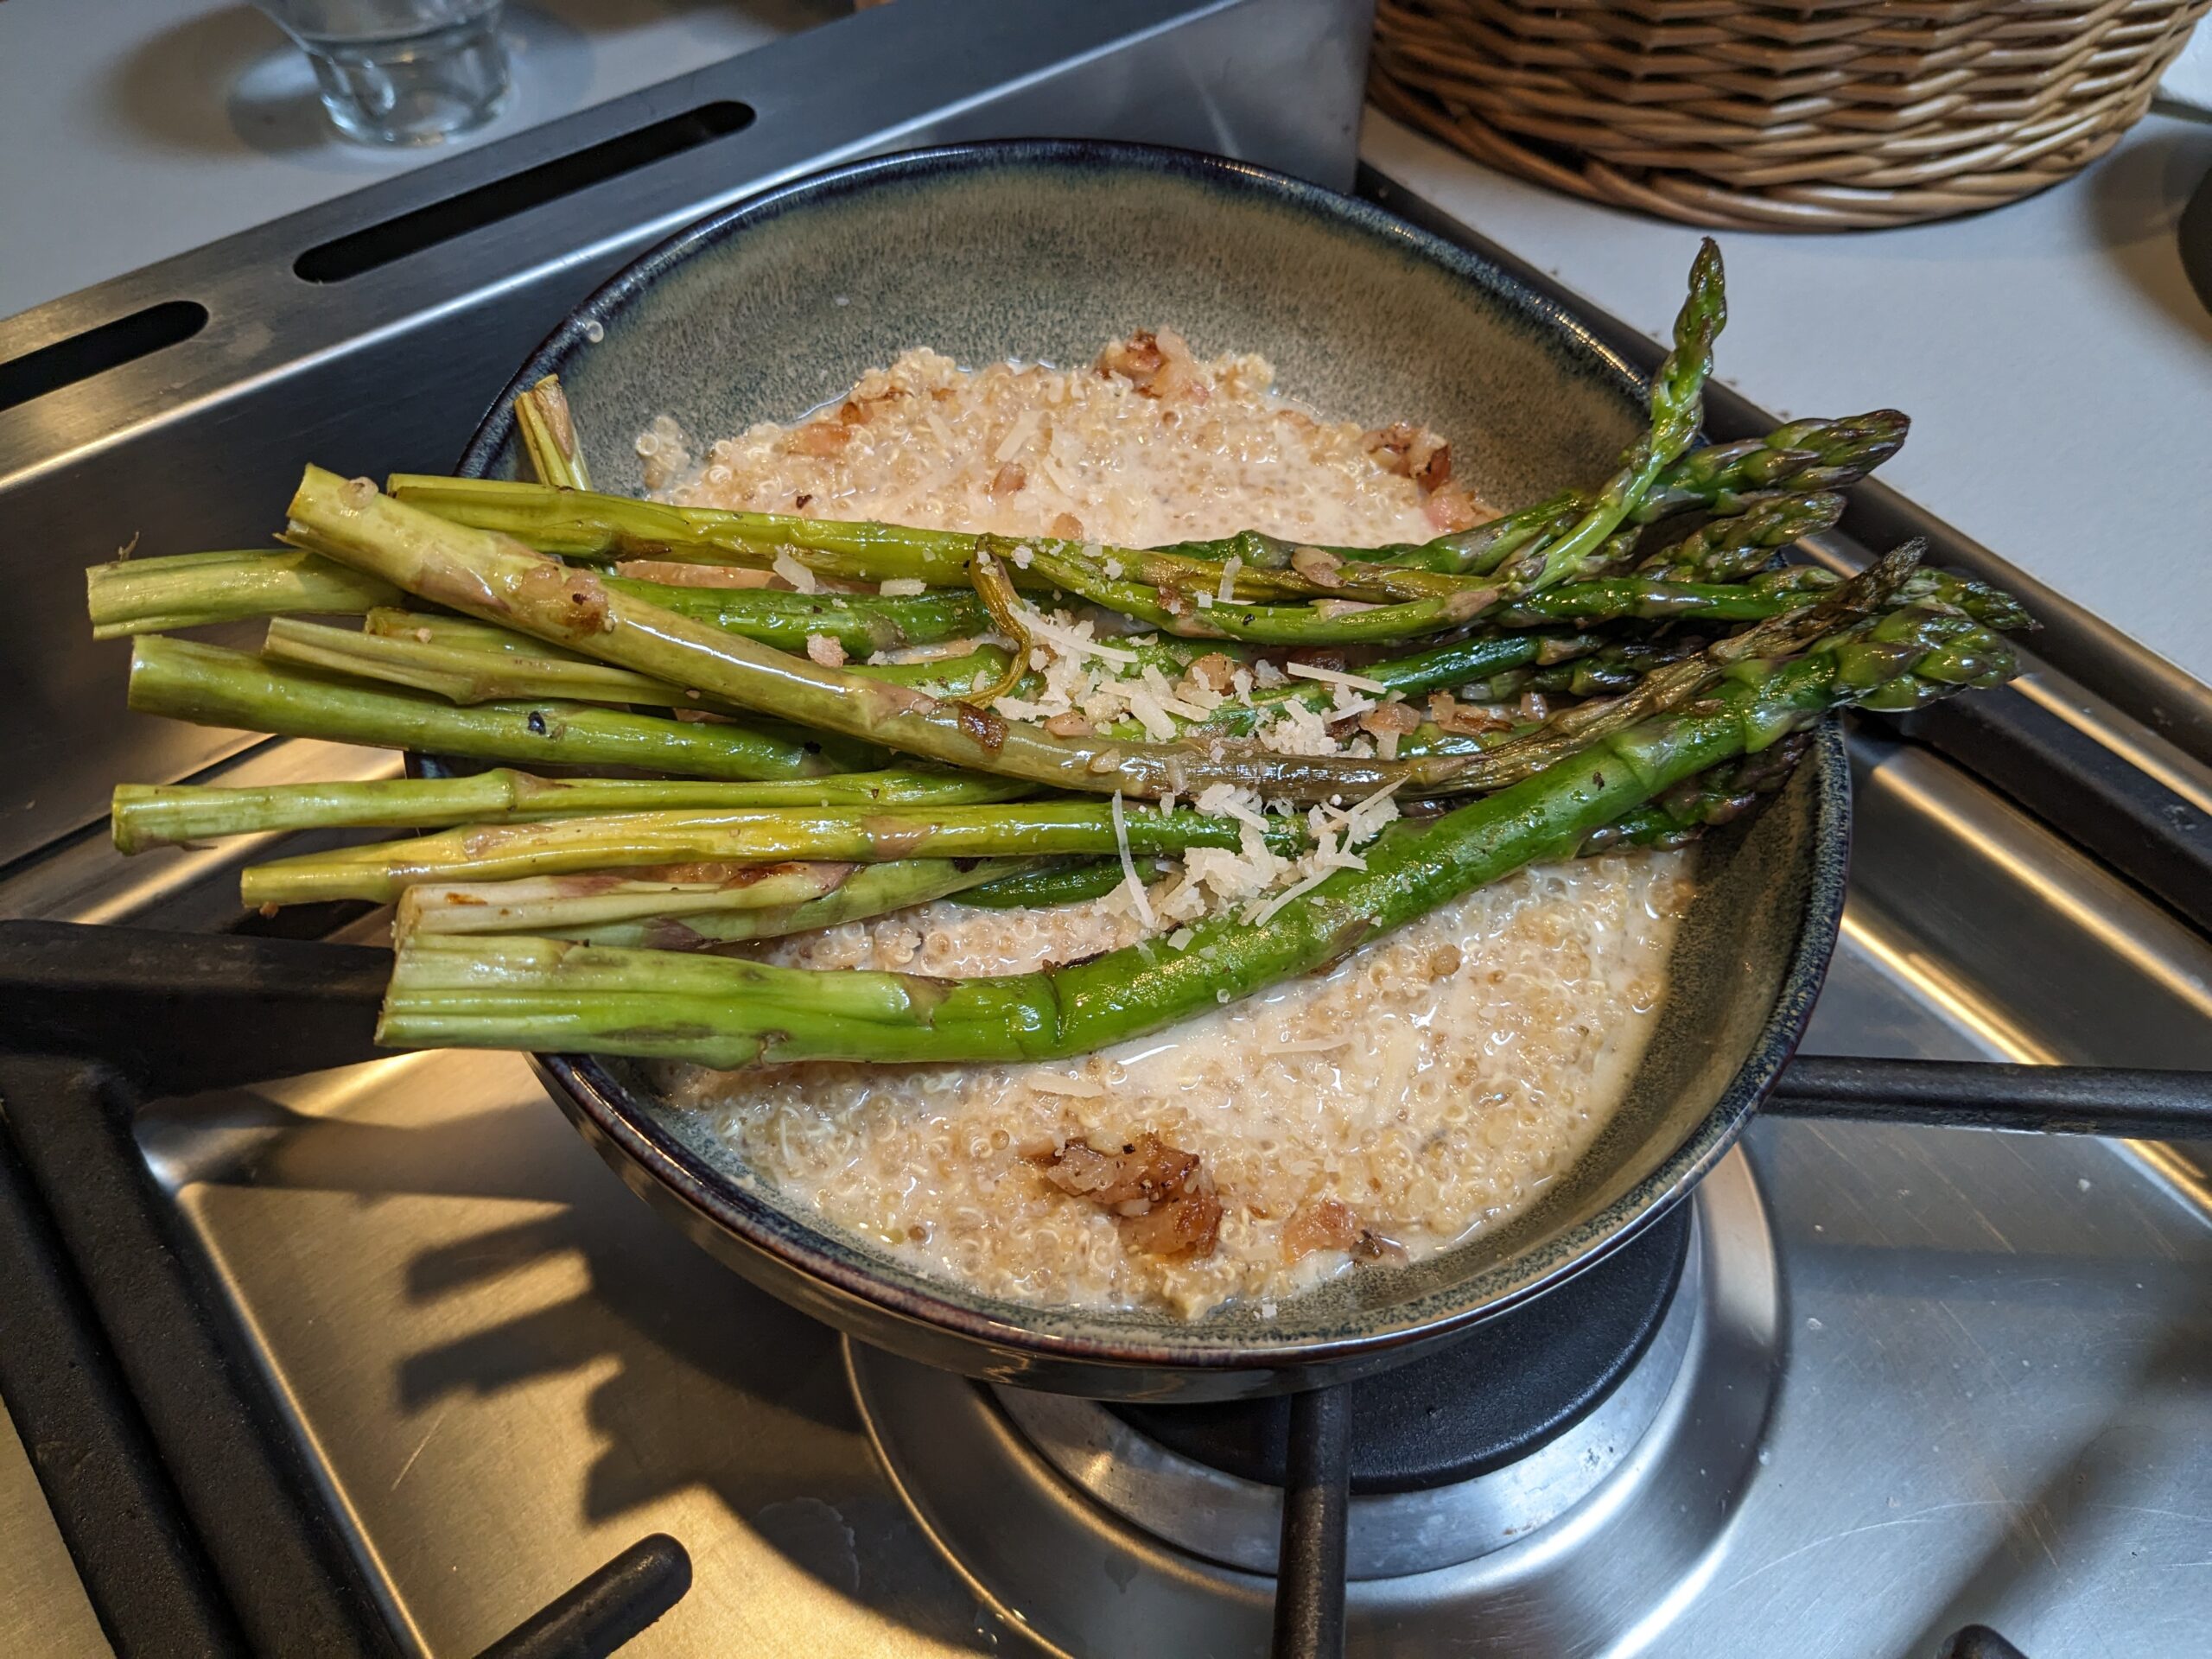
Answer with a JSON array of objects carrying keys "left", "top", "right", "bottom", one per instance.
[{"left": 652, "top": 336, "right": 1690, "bottom": 1317}]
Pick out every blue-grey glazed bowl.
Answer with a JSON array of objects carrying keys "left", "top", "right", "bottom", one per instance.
[{"left": 457, "top": 140, "right": 1850, "bottom": 1402}]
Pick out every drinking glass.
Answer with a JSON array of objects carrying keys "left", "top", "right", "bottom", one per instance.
[{"left": 252, "top": 0, "right": 510, "bottom": 147}]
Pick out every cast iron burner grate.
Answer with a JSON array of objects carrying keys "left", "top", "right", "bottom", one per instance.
[{"left": 1113, "top": 1202, "right": 1691, "bottom": 1495}]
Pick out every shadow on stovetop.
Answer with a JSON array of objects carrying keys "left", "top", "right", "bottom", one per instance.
[
  {"left": 1901, "top": 1323, "right": 2209, "bottom": 1657},
  {"left": 137, "top": 1070, "right": 1010, "bottom": 1652}
]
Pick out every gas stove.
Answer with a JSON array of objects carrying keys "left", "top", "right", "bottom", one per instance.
[
  {"left": 3, "top": 7, "right": 2211, "bottom": 1656},
  {"left": 9, "top": 719, "right": 2209, "bottom": 1658}
]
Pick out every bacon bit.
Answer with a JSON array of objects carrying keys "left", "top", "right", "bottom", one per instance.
[
  {"left": 1185, "top": 652, "right": 1238, "bottom": 694},
  {"left": 1121, "top": 1192, "right": 1224, "bottom": 1258},
  {"left": 1290, "top": 546, "right": 1344, "bottom": 589},
  {"left": 1033, "top": 1133, "right": 1195, "bottom": 1205},
  {"left": 1282, "top": 1197, "right": 1362, "bottom": 1262},
  {"left": 1044, "top": 710, "right": 1096, "bottom": 738},
  {"left": 837, "top": 398, "right": 868, "bottom": 425},
  {"left": 794, "top": 493, "right": 813, "bottom": 509},
  {"left": 1427, "top": 691, "right": 1516, "bottom": 735},
  {"left": 789, "top": 422, "right": 849, "bottom": 458},
  {"left": 1424, "top": 486, "right": 1484, "bottom": 532},
  {"left": 1032, "top": 1134, "right": 1222, "bottom": 1259},
  {"left": 1359, "top": 701, "right": 1421, "bottom": 738},
  {"left": 989, "top": 461, "right": 1028, "bottom": 498},
  {"left": 1351, "top": 1229, "right": 1410, "bottom": 1263},
  {"left": 805, "top": 632, "right": 848, "bottom": 668},
  {"left": 1363, "top": 422, "right": 1452, "bottom": 492},
  {"left": 1151, "top": 327, "right": 1207, "bottom": 401},
  {"left": 1097, "top": 331, "right": 1165, "bottom": 386},
  {"left": 1096, "top": 327, "right": 1207, "bottom": 400},
  {"left": 1050, "top": 512, "right": 1085, "bottom": 538}
]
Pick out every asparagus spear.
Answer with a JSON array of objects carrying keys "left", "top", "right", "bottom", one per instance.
[
  {"left": 284, "top": 468, "right": 1474, "bottom": 804},
  {"left": 359, "top": 611, "right": 1017, "bottom": 702},
  {"left": 384, "top": 408, "right": 1895, "bottom": 591},
  {"left": 374, "top": 589, "right": 2014, "bottom": 1067},
  {"left": 1633, "top": 410, "right": 1908, "bottom": 522},
  {"left": 1269, "top": 413, "right": 1905, "bottom": 575},
  {"left": 1440, "top": 543, "right": 1926, "bottom": 795},
  {"left": 1635, "top": 492, "right": 1844, "bottom": 582},
  {"left": 1581, "top": 729, "right": 1815, "bottom": 854},
  {"left": 87, "top": 550, "right": 403, "bottom": 639},
  {"left": 385, "top": 474, "right": 981, "bottom": 584},
  {"left": 401, "top": 855, "right": 1046, "bottom": 946},
  {"left": 954, "top": 856, "right": 1170, "bottom": 909},
  {"left": 239, "top": 800, "right": 1308, "bottom": 907},
  {"left": 515, "top": 375, "right": 591, "bottom": 491},
  {"left": 954, "top": 244, "right": 1727, "bottom": 648},
  {"left": 264, "top": 616, "right": 698, "bottom": 707},
  {"left": 110, "top": 767, "right": 1026, "bottom": 853},
  {"left": 86, "top": 548, "right": 989, "bottom": 652},
  {"left": 129, "top": 636, "right": 850, "bottom": 783}
]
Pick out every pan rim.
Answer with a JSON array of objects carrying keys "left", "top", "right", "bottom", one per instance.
[{"left": 454, "top": 137, "right": 1852, "bottom": 1376}]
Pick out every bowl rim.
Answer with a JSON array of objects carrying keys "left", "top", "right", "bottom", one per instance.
[{"left": 457, "top": 137, "right": 1851, "bottom": 1373}]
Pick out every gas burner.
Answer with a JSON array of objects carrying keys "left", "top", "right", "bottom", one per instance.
[
  {"left": 1005, "top": 1201, "right": 1693, "bottom": 1580},
  {"left": 849, "top": 1150, "right": 1781, "bottom": 1656}
]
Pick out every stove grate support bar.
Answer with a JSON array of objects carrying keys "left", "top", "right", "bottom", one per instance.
[
  {"left": 0, "top": 926, "right": 702, "bottom": 1656},
  {"left": 0, "top": 1079, "right": 249, "bottom": 1656},
  {"left": 0, "top": 1053, "right": 403, "bottom": 1657},
  {"left": 1270, "top": 1385, "right": 1351, "bottom": 1659}
]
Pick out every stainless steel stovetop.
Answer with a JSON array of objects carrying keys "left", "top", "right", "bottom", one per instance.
[
  {"left": 4, "top": 5, "right": 2210, "bottom": 1652},
  {"left": 21, "top": 728, "right": 2201, "bottom": 1658}
]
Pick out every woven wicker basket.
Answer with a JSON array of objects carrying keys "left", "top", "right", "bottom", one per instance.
[{"left": 1370, "top": 0, "right": 2210, "bottom": 230}]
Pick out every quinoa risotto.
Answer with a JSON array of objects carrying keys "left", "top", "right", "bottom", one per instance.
[{"left": 645, "top": 333, "right": 1695, "bottom": 1318}]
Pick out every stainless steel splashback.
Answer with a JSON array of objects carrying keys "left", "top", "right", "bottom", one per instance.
[{"left": 0, "top": 0, "right": 1374, "bottom": 872}]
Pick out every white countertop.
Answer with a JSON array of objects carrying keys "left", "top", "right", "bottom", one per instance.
[
  {"left": 6, "top": 3, "right": 2207, "bottom": 691},
  {"left": 1361, "top": 111, "right": 2212, "bottom": 694},
  {"left": 0, "top": 0, "right": 840, "bottom": 321}
]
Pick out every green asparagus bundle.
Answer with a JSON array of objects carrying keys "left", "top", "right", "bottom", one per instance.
[
  {"left": 83, "top": 239, "right": 2034, "bottom": 1086},
  {"left": 378, "top": 560, "right": 2013, "bottom": 1065}
]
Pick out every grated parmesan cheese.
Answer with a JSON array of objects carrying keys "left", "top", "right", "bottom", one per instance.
[
  {"left": 1109, "top": 791, "right": 1154, "bottom": 928},
  {"left": 771, "top": 551, "right": 818, "bottom": 594},
  {"left": 1287, "top": 661, "right": 1390, "bottom": 694}
]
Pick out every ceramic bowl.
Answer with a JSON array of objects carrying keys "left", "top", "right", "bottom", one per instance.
[{"left": 455, "top": 140, "right": 1848, "bottom": 1400}]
